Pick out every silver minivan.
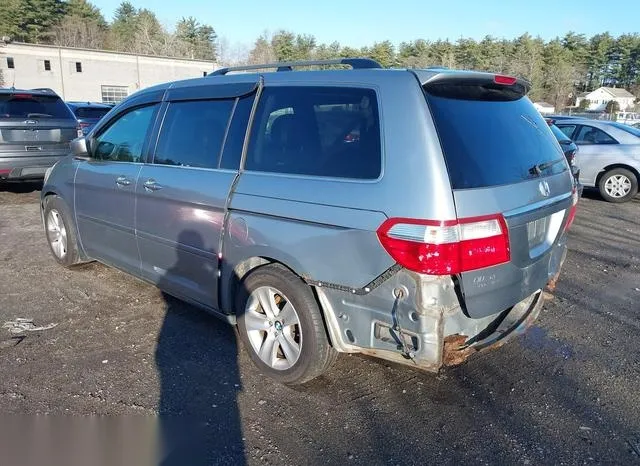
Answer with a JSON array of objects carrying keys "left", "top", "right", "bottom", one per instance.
[{"left": 41, "top": 59, "right": 578, "bottom": 384}]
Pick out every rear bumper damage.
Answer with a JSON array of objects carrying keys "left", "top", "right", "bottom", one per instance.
[{"left": 316, "top": 239, "right": 567, "bottom": 372}]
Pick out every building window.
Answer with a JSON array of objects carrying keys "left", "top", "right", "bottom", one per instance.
[
  {"left": 44, "top": 60, "right": 51, "bottom": 71},
  {"left": 7, "top": 57, "right": 14, "bottom": 69},
  {"left": 101, "top": 85, "right": 129, "bottom": 104},
  {"left": 75, "top": 62, "right": 82, "bottom": 73}
]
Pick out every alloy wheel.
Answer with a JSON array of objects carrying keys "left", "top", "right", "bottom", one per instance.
[
  {"left": 244, "top": 286, "right": 302, "bottom": 370},
  {"left": 46, "top": 209, "right": 67, "bottom": 259}
]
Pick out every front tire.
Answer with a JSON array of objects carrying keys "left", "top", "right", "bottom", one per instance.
[
  {"left": 598, "top": 168, "right": 638, "bottom": 203},
  {"left": 43, "top": 195, "right": 83, "bottom": 267},
  {"left": 236, "top": 264, "right": 337, "bottom": 384}
]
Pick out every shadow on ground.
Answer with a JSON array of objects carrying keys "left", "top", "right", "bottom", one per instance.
[
  {"left": 155, "top": 231, "right": 245, "bottom": 465},
  {"left": 0, "top": 181, "right": 42, "bottom": 194}
]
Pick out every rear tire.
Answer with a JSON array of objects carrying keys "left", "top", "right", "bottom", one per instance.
[
  {"left": 598, "top": 168, "right": 638, "bottom": 203},
  {"left": 236, "top": 264, "right": 337, "bottom": 384},
  {"left": 43, "top": 195, "right": 83, "bottom": 268}
]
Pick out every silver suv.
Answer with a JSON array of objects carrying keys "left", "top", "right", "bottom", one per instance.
[
  {"left": 1, "top": 88, "right": 80, "bottom": 182},
  {"left": 41, "top": 59, "right": 577, "bottom": 384}
]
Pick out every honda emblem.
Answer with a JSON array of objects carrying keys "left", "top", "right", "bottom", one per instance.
[{"left": 538, "top": 180, "right": 550, "bottom": 197}]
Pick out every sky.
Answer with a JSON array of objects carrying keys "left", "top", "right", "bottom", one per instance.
[{"left": 91, "top": 0, "right": 640, "bottom": 48}]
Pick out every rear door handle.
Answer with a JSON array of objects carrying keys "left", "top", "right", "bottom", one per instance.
[
  {"left": 143, "top": 178, "right": 162, "bottom": 191},
  {"left": 115, "top": 176, "right": 131, "bottom": 187}
]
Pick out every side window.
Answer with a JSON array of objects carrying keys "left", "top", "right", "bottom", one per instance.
[
  {"left": 557, "top": 125, "right": 576, "bottom": 139},
  {"left": 154, "top": 99, "right": 234, "bottom": 169},
  {"left": 574, "top": 125, "right": 618, "bottom": 145},
  {"left": 245, "top": 86, "right": 381, "bottom": 179},
  {"left": 220, "top": 95, "right": 255, "bottom": 170},
  {"left": 93, "top": 105, "right": 157, "bottom": 162}
]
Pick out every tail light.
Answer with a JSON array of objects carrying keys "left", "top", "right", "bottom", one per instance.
[
  {"left": 564, "top": 187, "right": 579, "bottom": 231},
  {"left": 494, "top": 74, "right": 517, "bottom": 85},
  {"left": 377, "top": 214, "right": 510, "bottom": 275}
]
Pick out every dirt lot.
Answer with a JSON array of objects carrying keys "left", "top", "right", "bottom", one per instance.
[{"left": 0, "top": 183, "right": 639, "bottom": 465}]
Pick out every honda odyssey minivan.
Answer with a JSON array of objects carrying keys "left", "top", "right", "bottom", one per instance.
[{"left": 41, "top": 59, "right": 577, "bottom": 384}]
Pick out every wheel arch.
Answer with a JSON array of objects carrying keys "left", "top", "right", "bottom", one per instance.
[
  {"left": 221, "top": 253, "right": 336, "bottom": 347},
  {"left": 595, "top": 163, "right": 640, "bottom": 186},
  {"left": 41, "top": 191, "right": 89, "bottom": 261}
]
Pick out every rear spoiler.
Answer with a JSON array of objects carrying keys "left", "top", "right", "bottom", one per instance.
[{"left": 413, "top": 69, "right": 530, "bottom": 100}]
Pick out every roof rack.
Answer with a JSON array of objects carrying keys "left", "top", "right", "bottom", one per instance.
[{"left": 209, "top": 58, "right": 382, "bottom": 76}]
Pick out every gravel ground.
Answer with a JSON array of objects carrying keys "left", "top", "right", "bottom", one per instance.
[{"left": 0, "top": 183, "right": 639, "bottom": 465}]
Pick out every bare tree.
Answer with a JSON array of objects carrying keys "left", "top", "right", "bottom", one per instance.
[
  {"left": 52, "top": 16, "right": 106, "bottom": 49},
  {"left": 217, "top": 36, "right": 249, "bottom": 66},
  {"left": 248, "top": 31, "right": 276, "bottom": 65}
]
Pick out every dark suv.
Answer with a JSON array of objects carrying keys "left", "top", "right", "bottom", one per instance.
[
  {"left": 0, "top": 88, "right": 79, "bottom": 182},
  {"left": 66, "top": 101, "right": 112, "bottom": 136}
]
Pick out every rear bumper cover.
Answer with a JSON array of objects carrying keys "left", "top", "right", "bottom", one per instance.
[
  {"left": 0, "top": 154, "right": 66, "bottom": 180},
  {"left": 316, "top": 238, "right": 568, "bottom": 371}
]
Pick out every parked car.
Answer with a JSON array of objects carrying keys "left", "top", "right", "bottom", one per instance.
[
  {"left": 0, "top": 88, "right": 80, "bottom": 182},
  {"left": 615, "top": 111, "right": 640, "bottom": 125},
  {"left": 546, "top": 119, "right": 581, "bottom": 187},
  {"left": 66, "top": 101, "right": 112, "bottom": 136},
  {"left": 555, "top": 119, "right": 640, "bottom": 202},
  {"left": 41, "top": 59, "right": 577, "bottom": 384},
  {"left": 547, "top": 114, "right": 584, "bottom": 121}
]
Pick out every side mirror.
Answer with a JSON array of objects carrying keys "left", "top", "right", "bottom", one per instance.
[{"left": 70, "top": 137, "right": 90, "bottom": 160}]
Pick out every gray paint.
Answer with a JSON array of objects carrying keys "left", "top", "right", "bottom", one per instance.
[{"left": 41, "top": 66, "right": 573, "bottom": 371}]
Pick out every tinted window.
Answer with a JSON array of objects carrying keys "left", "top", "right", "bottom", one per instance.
[
  {"left": 557, "top": 125, "right": 576, "bottom": 139},
  {"left": 426, "top": 94, "right": 566, "bottom": 189},
  {"left": 245, "top": 87, "right": 381, "bottom": 179},
  {"left": 574, "top": 125, "right": 617, "bottom": 145},
  {"left": 93, "top": 105, "right": 157, "bottom": 162},
  {"left": 75, "top": 107, "right": 110, "bottom": 119},
  {"left": 549, "top": 124, "right": 571, "bottom": 142},
  {"left": 0, "top": 94, "right": 74, "bottom": 119},
  {"left": 154, "top": 99, "right": 234, "bottom": 169},
  {"left": 220, "top": 96, "right": 254, "bottom": 170}
]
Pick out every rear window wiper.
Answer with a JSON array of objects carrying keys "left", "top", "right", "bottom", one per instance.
[
  {"left": 27, "top": 113, "right": 53, "bottom": 118},
  {"left": 529, "top": 158, "right": 565, "bottom": 176}
]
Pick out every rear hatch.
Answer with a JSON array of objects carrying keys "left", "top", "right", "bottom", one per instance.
[
  {"left": 422, "top": 72, "right": 576, "bottom": 318},
  {"left": 0, "top": 93, "right": 78, "bottom": 158},
  {"left": 73, "top": 106, "right": 111, "bottom": 134}
]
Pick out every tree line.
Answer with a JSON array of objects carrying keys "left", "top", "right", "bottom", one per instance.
[
  {"left": 1, "top": 1, "right": 639, "bottom": 110},
  {"left": 0, "top": 0, "right": 217, "bottom": 60},
  {"left": 245, "top": 31, "right": 640, "bottom": 110}
]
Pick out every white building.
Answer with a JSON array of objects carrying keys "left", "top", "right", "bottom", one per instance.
[
  {"left": 533, "top": 101, "right": 555, "bottom": 114},
  {"left": 0, "top": 41, "right": 215, "bottom": 103},
  {"left": 576, "top": 87, "right": 636, "bottom": 112}
]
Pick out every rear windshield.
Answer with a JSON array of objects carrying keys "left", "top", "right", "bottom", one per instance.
[
  {"left": 609, "top": 122, "right": 640, "bottom": 138},
  {"left": 426, "top": 92, "right": 566, "bottom": 189},
  {"left": 550, "top": 124, "right": 572, "bottom": 142},
  {"left": 0, "top": 94, "right": 74, "bottom": 119},
  {"left": 74, "top": 107, "right": 110, "bottom": 119}
]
